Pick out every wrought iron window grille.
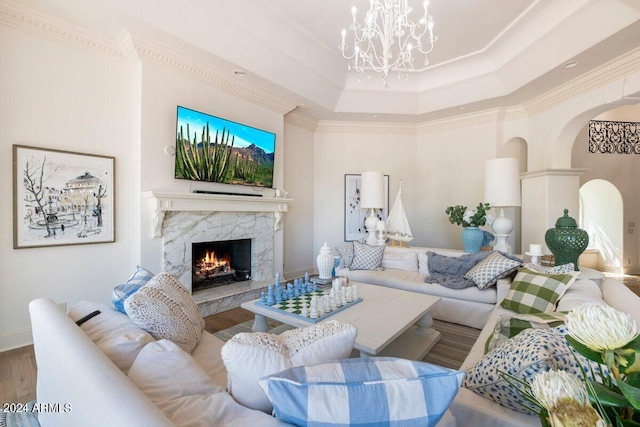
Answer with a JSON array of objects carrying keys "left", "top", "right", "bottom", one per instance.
[{"left": 589, "top": 120, "right": 640, "bottom": 154}]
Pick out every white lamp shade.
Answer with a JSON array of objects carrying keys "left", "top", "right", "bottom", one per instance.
[
  {"left": 484, "top": 158, "right": 521, "bottom": 207},
  {"left": 360, "top": 171, "right": 385, "bottom": 209}
]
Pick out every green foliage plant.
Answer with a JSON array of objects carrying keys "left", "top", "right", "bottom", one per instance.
[{"left": 445, "top": 202, "right": 491, "bottom": 227}]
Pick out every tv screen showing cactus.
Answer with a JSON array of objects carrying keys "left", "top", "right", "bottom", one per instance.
[{"left": 175, "top": 106, "right": 275, "bottom": 188}]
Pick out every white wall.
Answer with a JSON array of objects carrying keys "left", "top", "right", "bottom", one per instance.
[
  {"left": 312, "top": 126, "right": 417, "bottom": 250},
  {"left": 572, "top": 104, "right": 640, "bottom": 273},
  {"left": 415, "top": 120, "right": 499, "bottom": 249},
  {"left": 282, "top": 120, "right": 315, "bottom": 278},
  {"left": 0, "top": 13, "right": 294, "bottom": 352},
  {"left": 0, "top": 25, "right": 134, "bottom": 350},
  {"left": 134, "top": 60, "right": 286, "bottom": 274}
]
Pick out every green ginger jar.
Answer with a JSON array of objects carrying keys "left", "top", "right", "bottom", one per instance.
[{"left": 544, "top": 209, "right": 589, "bottom": 271}]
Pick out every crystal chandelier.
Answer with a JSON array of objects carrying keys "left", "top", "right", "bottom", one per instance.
[{"left": 340, "top": 0, "right": 437, "bottom": 88}]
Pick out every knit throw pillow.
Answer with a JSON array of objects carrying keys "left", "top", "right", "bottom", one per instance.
[
  {"left": 125, "top": 272, "right": 204, "bottom": 353},
  {"left": 349, "top": 241, "right": 384, "bottom": 271}
]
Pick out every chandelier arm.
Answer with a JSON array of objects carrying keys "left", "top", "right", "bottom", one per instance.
[{"left": 340, "top": 0, "right": 437, "bottom": 85}]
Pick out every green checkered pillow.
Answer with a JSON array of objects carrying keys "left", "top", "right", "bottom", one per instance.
[
  {"left": 464, "top": 251, "right": 522, "bottom": 290},
  {"left": 349, "top": 241, "right": 385, "bottom": 271},
  {"left": 500, "top": 268, "right": 579, "bottom": 314},
  {"left": 485, "top": 311, "right": 566, "bottom": 353}
]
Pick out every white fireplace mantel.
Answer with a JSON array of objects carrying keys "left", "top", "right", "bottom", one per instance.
[{"left": 143, "top": 191, "right": 293, "bottom": 237}]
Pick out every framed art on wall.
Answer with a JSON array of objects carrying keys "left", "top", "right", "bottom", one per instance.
[
  {"left": 13, "top": 145, "right": 116, "bottom": 249},
  {"left": 344, "top": 173, "right": 389, "bottom": 242}
]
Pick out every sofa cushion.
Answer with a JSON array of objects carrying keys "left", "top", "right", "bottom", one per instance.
[
  {"left": 335, "top": 244, "right": 355, "bottom": 268},
  {"left": 125, "top": 272, "right": 205, "bottom": 353},
  {"left": 350, "top": 241, "right": 385, "bottom": 271},
  {"left": 68, "top": 300, "right": 154, "bottom": 374},
  {"left": 556, "top": 279, "right": 606, "bottom": 312},
  {"left": 464, "top": 251, "right": 521, "bottom": 290},
  {"left": 500, "top": 268, "right": 579, "bottom": 314},
  {"left": 381, "top": 247, "right": 419, "bottom": 272},
  {"left": 128, "top": 340, "right": 283, "bottom": 427},
  {"left": 112, "top": 265, "right": 154, "bottom": 313},
  {"left": 220, "top": 320, "right": 357, "bottom": 413},
  {"left": 258, "top": 357, "right": 465, "bottom": 427},
  {"left": 335, "top": 267, "right": 498, "bottom": 304},
  {"left": 463, "top": 326, "right": 599, "bottom": 415}
]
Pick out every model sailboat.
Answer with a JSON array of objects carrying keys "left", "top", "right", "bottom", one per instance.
[{"left": 385, "top": 181, "right": 414, "bottom": 246}]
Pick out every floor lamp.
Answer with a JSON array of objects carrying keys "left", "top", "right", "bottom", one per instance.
[
  {"left": 484, "top": 158, "right": 521, "bottom": 254},
  {"left": 360, "top": 171, "right": 385, "bottom": 246}
]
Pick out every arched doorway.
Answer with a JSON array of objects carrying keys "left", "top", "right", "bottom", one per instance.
[{"left": 579, "top": 179, "right": 623, "bottom": 273}]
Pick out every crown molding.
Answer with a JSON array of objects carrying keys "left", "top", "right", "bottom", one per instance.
[
  {"left": 0, "top": 1, "right": 297, "bottom": 116},
  {"left": 0, "top": 0, "right": 123, "bottom": 60},
  {"left": 315, "top": 120, "right": 417, "bottom": 135},
  {"left": 119, "top": 29, "right": 298, "bottom": 116},
  {"left": 524, "top": 48, "right": 640, "bottom": 115},
  {"left": 416, "top": 108, "right": 503, "bottom": 134},
  {"left": 284, "top": 110, "right": 318, "bottom": 132}
]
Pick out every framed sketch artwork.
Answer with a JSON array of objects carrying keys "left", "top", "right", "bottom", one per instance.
[
  {"left": 344, "top": 173, "right": 389, "bottom": 242},
  {"left": 13, "top": 145, "right": 115, "bottom": 248}
]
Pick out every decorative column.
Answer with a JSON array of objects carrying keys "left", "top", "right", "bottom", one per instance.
[{"left": 520, "top": 169, "right": 587, "bottom": 256}]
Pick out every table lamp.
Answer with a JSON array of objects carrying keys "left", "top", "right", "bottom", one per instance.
[
  {"left": 360, "top": 171, "right": 385, "bottom": 246},
  {"left": 484, "top": 158, "right": 521, "bottom": 254}
]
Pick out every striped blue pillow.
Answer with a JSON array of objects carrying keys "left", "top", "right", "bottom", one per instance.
[
  {"left": 258, "top": 357, "right": 465, "bottom": 427},
  {"left": 112, "top": 266, "right": 154, "bottom": 313}
]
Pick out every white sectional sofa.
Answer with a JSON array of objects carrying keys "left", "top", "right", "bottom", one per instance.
[
  {"left": 29, "top": 297, "right": 458, "bottom": 427},
  {"left": 450, "top": 276, "right": 640, "bottom": 426},
  {"left": 336, "top": 246, "right": 511, "bottom": 329}
]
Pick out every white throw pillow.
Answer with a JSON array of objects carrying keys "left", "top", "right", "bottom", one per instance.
[
  {"left": 128, "top": 340, "right": 283, "bottom": 427},
  {"left": 381, "top": 249, "right": 419, "bottom": 272},
  {"left": 221, "top": 320, "right": 357, "bottom": 413},
  {"left": 125, "top": 272, "right": 205, "bottom": 353},
  {"left": 68, "top": 300, "right": 154, "bottom": 374}
]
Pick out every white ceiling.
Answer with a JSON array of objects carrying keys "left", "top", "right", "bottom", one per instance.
[{"left": 28, "top": 0, "right": 640, "bottom": 121}]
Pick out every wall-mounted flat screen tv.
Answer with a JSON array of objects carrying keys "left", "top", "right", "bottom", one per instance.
[{"left": 175, "top": 106, "right": 275, "bottom": 188}]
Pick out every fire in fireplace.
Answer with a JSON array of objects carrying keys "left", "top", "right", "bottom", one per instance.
[{"left": 192, "top": 239, "right": 251, "bottom": 291}]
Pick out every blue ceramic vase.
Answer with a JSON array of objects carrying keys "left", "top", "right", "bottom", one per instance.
[{"left": 461, "top": 227, "right": 484, "bottom": 253}]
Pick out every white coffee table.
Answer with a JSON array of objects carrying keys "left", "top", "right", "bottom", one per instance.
[{"left": 240, "top": 282, "right": 441, "bottom": 359}]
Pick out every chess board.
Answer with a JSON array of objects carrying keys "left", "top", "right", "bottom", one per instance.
[{"left": 255, "top": 290, "right": 363, "bottom": 323}]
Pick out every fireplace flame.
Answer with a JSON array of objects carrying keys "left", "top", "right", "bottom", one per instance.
[{"left": 198, "top": 250, "right": 231, "bottom": 273}]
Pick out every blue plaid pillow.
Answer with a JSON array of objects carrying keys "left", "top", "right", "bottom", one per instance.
[
  {"left": 112, "top": 266, "right": 154, "bottom": 313},
  {"left": 258, "top": 357, "right": 465, "bottom": 427}
]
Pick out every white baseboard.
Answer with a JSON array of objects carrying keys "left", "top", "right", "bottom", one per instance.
[{"left": 0, "top": 328, "right": 33, "bottom": 353}]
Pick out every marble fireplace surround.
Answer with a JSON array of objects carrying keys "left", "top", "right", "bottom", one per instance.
[{"left": 143, "top": 191, "right": 292, "bottom": 315}]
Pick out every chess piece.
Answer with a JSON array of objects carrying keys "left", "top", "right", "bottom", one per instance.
[
  {"left": 275, "top": 272, "right": 280, "bottom": 287},
  {"left": 345, "top": 286, "right": 353, "bottom": 303},
  {"left": 304, "top": 272, "right": 310, "bottom": 284},
  {"left": 340, "top": 287, "right": 347, "bottom": 306},
  {"left": 266, "top": 285, "right": 275, "bottom": 306},
  {"left": 260, "top": 291, "right": 266, "bottom": 304},
  {"left": 351, "top": 284, "right": 358, "bottom": 300},
  {"left": 301, "top": 300, "right": 309, "bottom": 317},
  {"left": 329, "top": 295, "right": 337, "bottom": 311},
  {"left": 309, "top": 296, "right": 319, "bottom": 319}
]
